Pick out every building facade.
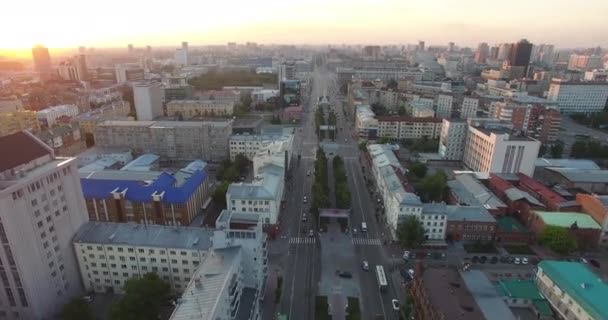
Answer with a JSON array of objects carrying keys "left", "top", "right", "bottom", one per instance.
[
  {"left": 376, "top": 116, "right": 442, "bottom": 140},
  {"left": 460, "top": 97, "right": 479, "bottom": 119},
  {"left": 0, "top": 111, "right": 40, "bottom": 137},
  {"left": 0, "top": 132, "right": 89, "bottom": 319},
  {"left": 436, "top": 94, "right": 453, "bottom": 119},
  {"left": 548, "top": 79, "right": 608, "bottom": 113},
  {"left": 36, "top": 104, "right": 79, "bottom": 128},
  {"left": 133, "top": 82, "right": 163, "bottom": 121},
  {"left": 167, "top": 100, "right": 235, "bottom": 118},
  {"left": 438, "top": 119, "right": 467, "bottom": 160}
]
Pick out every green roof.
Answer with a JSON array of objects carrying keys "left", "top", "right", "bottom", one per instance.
[
  {"left": 533, "top": 211, "right": 601, "bottom": 229},
  {"left": 496, "top": 216, "right": 529, "bottom": 233},
  {"left": 538, "top": 260, "right": 608, "bottom": 319},
  {"left": 496, "top": 279, "right": 544, "bottom": 300},
  {"left": 532, "top": 300, "right": 553, "bottom": 317}
]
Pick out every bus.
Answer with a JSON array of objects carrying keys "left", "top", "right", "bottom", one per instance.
[{"left": 375, "top": 265, "right": 388, "bottom": 292}]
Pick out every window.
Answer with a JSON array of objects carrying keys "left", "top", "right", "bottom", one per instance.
[
  {"left": 139, "top": 257, "right": 146, "bottom": 262},
  {"left": 138, "top": 249, "right": 144, "bottom": 253},
  {"left": 180, "top": 251, "right": 187, "bottom": 256},
  {"left": 183, "top": 269, "right": 189, "bottom": 274},
  {"left": 117, "top": 247, "right": 124, "bottom": 252},
  {"left": 169, "top": 251, "right": 176, "bottom": 255},
  {"left": 171, "top": 259, "right": 177, "bottom": 264},
  {"left": 172, "top": 268, "right": 178, "bottom": 273},
  {"left": 150, "top": 258, "right": 157, "bottom": 263},
  {"left": 182, "top": 260, "right": 188, "bottom": 265},
  {"left": 127, "top": 248, "right": 134, "bottom": 253},
  {"left": 129, "top": 257, "right": 135, "bottom": 261}
]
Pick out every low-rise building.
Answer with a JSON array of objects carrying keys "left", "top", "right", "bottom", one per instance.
[
  {"left": 36, "top": 122, "right": 86, "bottom": 156},
  {"left": 537, "top": 167, "right": 608, "bottom": 194},
  {"left": 530, "top": 211, "right": 602, "bottom": 247},
  {"left": 36, "top": 104, "right": 79, "bottom": 127},
  {"left": 229, "top": 134, "right": 293, "bottom": 161},
  {"left": 447, "top": 174, "right": 508, "bottom": 216},
  {"left": 517, "top": 173, "right": 577, "bottom": 211},
  {"left": 0, "top": 110, "right": 40, "bottom": 137},
  {"left": 167, "top": 100, "right": 235, "bottom": 118},
  {"left": 446, "top": 206, "right": 497, "bottom": 242},
  {"left": 355, "top": 105, "right": 378, "bottom": 138},
  {"left": 576, "top": 194, "right": 608, "bottom": 246},
  {"left": 495, "top": 216, "right": 533, "bottom": 244},
  {"left": 376, "top": 116, "right": 442, "bottom": 140},
  {"left": 420, "top": 203, "right": 448, "bottom": 240},
  {"left": 536, "top": 261, "right": 608, "bottom": 320},
  {"left": 487, "top": 174, "right": 545, "bottom": 222},
  {"left": 495, "top": 279, "right": 553, "bottom": 319}
]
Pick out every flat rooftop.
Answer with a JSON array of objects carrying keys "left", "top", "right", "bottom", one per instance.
[
  {"left": 461, "top": 270, "right": 517, "bottom": 320},
  {"left": 422, "top": 268, "right": 486, "bottom": 320}
]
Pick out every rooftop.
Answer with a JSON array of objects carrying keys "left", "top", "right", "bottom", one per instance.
[
  {"left": 228, "top": 165, "right": 282, "bottom": 201},
  {"left": 461, "top": 270, "right": 517, "bottom": 320},
  {"left": 376, "top": 115, "right": 441, "bottom": 123},
  {"left": 448, "top": 174, "right": 507, "bottom": 211},
  {"left": 446, "top": 206, "right": 496, "bottom": 223},
  {"left": 73, "top": 222, "right": 214, "bottom": 250},
  {"left": 489, "top": 174, "right": 544, "bottom": 207},
  {"left": 545, "top": 167, "right": 608, "bottom": 183},
  {"left": 0, "top": 131, "right": 52, "bottom": 172},
  {"left": 421, "top": 268, "right": 485, "bottom": 320},
  {"left": 495, "top": 216, "right": 529, "bottom": 233},
  {"left": 474, "top": 126, "right": 536, "bottom": 142},
  {"left": 494, "top": 279, "right": 553, "bottom": 317},
  {"left": 533, "top": 211, "right": 602, "bottom": 229},
  {"left": 538, "top": 260, "right": 608, "bottom": 319},
  {"left": 535, "top": 158, "right": 600, "bottom": 170},
  {"left": 517, "top": 173, "right": 566, "bottom": 204}
]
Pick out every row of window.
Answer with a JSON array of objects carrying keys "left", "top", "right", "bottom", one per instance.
[{"left": 86, "top": 246, "right": 198, "bottom": 257}]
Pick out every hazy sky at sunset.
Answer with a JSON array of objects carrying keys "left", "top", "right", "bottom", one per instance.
[{"left": 2, "top": 0, "right": 608, "bottom": 50}]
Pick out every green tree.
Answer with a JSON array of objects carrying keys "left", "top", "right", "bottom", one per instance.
[
  {"left": 387, "top": 79, "right": 398, "bottom": 90},
  {"left": 358, "top": 142, "right": 367, "bottom": 152},
  {"left": 109, "top": 273, "right": 170, "bottom": 320},
  {"left": 550, "top": 143, "right": 564, "bottom": 158},
  {"left": 377, "top": 137, "right": 391, "bottom": 144},
  {"left": 409, "top": 162, "right": 428, "bottom": 179},
  {"left": 398, "top": 105, "right": 406, "bottom": 116},
  {"left": 397, "top": 215, "right": 426, "bottom": 248},
  {"left": 540, "top": 226, "right": 577, "bottom": 255},
  {"left": 61, "top": 298, "right": 94, "bottom": 320},
  {"left": 416, "top": 171, "right": 448, "bottom": 202},
  {"left": 212, "top": 181, "right": 231, "bottom": 205}
]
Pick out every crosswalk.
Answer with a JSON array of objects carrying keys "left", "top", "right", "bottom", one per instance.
[
  {"left": 352, "top": 238, "right": 382, "bottom": 245},
  {"left": 289, "top": 237, "right": 316, "bottom": 244}
]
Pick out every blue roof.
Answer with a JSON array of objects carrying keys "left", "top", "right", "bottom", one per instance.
[{"left": 81, "top": 170, "right": 206, "bottom": 204}]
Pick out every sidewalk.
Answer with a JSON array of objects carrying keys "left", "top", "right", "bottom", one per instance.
[{"left": 261, "top": 266, "right": 282, "bottom": 320}]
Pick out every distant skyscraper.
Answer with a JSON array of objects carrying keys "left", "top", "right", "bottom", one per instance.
[
  {"left": 78, "top": 46, "right": 86, "bottom": 54},
  {"left": 75, "top": 55, "right": 88, "bottom": 81},
  {"left": 490, "top": 46, "right": 499, "bottom": 59},
  {"left": 497, "top": 43, "right": 512, "bottom": 61},
  {"left": 508, "top": 39, "right": 533, "bottom": 73},
  {"left": 31, "top": 44, "right": 52, "bottom": 81},
  {"left": 447, "top": 42, "right": 455, "bottom": 52},
  {"left": 475, "top": 42, "right": 490, "bottom": 64},
  {"left": 127, "top": 44, "right": 134, "bottom": 53},
  {"left": 418, "top": 40, "right": 425, "bottom": 51}
]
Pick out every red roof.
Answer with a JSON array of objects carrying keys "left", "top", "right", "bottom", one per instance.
[
  {"left": 376, "top": 116, "right": 441, "bottom": 123},
  {"left": 0, "top": 132, "right": 51, "bottom": 172},
  {"left": 517, "top": 173, "right": 566, "bottom": 203},
  {"left": 488, "top": 174, "right": 515, "bottom": 194}
]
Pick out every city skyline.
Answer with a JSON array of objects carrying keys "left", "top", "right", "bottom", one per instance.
[{"left": 2, "top": 0, "right": 608, "bottom": 52}]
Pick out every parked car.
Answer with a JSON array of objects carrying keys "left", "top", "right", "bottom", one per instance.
[
  {"left": 472, "top": 256, "right": 479, "bottom": 263},
  {"left": 522, "top": 257, "right": 529, "bottom": 265},
  {"left": 490, "top": 256, "right": 498, "bottom": 264},
  {"left": 391, "top": 299, "right": 400, "bottom": 311},
  {"left": 301, "top": 214, "right": 307, "bottom": 222},
  {"left": 338, "top": 271, "right": 353, "bottom": 278},
  {"left": 308, "top": 229, "right": 314, "bottom": 237},
  {"left": 589, "top": 259, "right": 601, "bottom": 268},
  {"left": 500, "top": 256, "right": 510, "bottom": 264},
  {"left": 303, "top": 196, "right": 308, "bottom": 203},
  {"left": 362, "top": 261, "right": 369, "bottom": 271},
  {"left": 403, "top": 251, "right": 410, "bottom": 260},
  {"left": 514, "top": 258, "right": 521, "bottom": 265},
  {"left": 479, "top": 256, "right": 488, "bottom": 264}
]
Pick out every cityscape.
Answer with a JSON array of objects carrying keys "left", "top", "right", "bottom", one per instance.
[{"left": 2, "top": 2, "right": 608, "bottom": 320}]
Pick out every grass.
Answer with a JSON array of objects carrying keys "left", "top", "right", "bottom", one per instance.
[
  {"left": 503, "top": 244, "right": 535, "bottom": 255},
  {"left": 315, "top": 296, "right": 331, "bottom": 320},
  {"left": 346, "top": 297, "right": 361, "bottom": 320}
]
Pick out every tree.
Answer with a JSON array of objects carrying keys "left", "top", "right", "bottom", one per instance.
[
  {"left": 409, "top": 162, "right": 428, "bottom": 179},
  {"left": 358, "top": 142, "right": 367, "bottom": 152},
  {"left": 550, "top": 143, "right": 564, "bottom": 158},
  {"left": 377, "top": 137, "right": 391, "bottom": 144},
  {"left": 61, "top": 297, "right": 94, "bottom": 320},
  {"left": 109, "top": 273, "right": 170, "bottom": 320},
  {"left": 396, "top": 215, "right": 426, "bottom": 248},
  {"left": 540, "top": 226, "right": 577, "bottom": 255},
  {"left": 416, "top": 171, "right": 448, "bottom": 202},
  {"left": 398, "top": 105, "right": 406, "bottom": 116},
  {"left": 387, "top": 79, "right": 398, "bottom": 90},
  {"left": 212, "top": 181, "right": 230, "bottom": 205}
]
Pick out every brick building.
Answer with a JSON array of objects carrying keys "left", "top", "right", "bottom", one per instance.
[
  {"left": 446, "top": 206, "right": 497, "bottom": 242},
  {"left": 447, "top": 174, "right": 508, "bottom": 216},
  {"left": 495, "top": 216, "right": 533, "bottom": 244},
  {"left": 517, "top": 173, "right": 579, "bottom": 211},
  {"left": 530, "top": 211, "right": 602, "bottom": 247},
  {"left": 576, "top": 194, "right": 608, "bottom": 246},
  {"left": 487, "top": 174, "right": 545, "bottom": 225}
]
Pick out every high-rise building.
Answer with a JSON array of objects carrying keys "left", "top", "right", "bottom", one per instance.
[
  {"left": 490, "top": 102, "right": 561, "bottom": 144},
  {"left": 436, "top": 94, "right": 453, "bottom": 119},
  {"left": 490, "top": 46, "right": 499, "bottom": 59},
  {"left": 475, "top": 42, "right": 489, "bottom": 64},
  {"left": 447, "top": 42, "right": 455, "bottom": 52},
  {"left": 508, "top": 39, "right": 533, "bottom": 74},
  {"left": 438, "top": 119, "right": 467, "bottom": 160},
  {"left": 568, "top": 54, "right": 603, "bottom": 71},
  {"left": 57, "top": 55, "right": 88, "bottom": 82},
  {"left": 75, "top": 55, "right": 88, "bottom": 81},
  {"left": 278, "top": 61, "right": 296, "bottom": 81},
  {"left": 548, "top": 79, "right": 608, "bottom": 113},
  {"left": 127, "top": 44, "right": 134, "bottom": 54},
  {"left": 418, "top": 41, "right": 425, "bottom": 51},
  {"left": 115, "top": 65, "right": 145, "bottom": 83},
  {"left": 133, "top": 82, "right": 163, "bottom": 121},
  {"left": 497, "top": 43, "right": 512, "bottom": 61},
  {"left": 460, "top": 97, "right": 479, "bottom": 119},
  {"left": 0, "top": 132, "right": 89, "bottom": 319},
  {"left": 31, "top": 45, "right": 53, "bottom": 81}
]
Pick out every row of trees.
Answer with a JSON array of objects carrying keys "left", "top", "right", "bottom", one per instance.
[
  {"left": 315, "top": 105, "right": 325, "bottom": 138},
  {"left": 311, "top": 148, "right": 330, "bottom": 216},
  {"left": 539, "top": 226, "right": 577, "bottom": 255},
  {"left": 188, "top": 70, "right": 276, "bottom": 90},
  {"left": 212, "top": 154, "right": 250, "bottom": 205},
  {"left": 333, "top": 156, "right": 351, "bottom": 209},
  {"left": 570, "top": 112, "right": 608, "bottom": 128},
  {"left": 571, "top": 140, "right": 608, "bottom": 159},
  {"left": 538, "top": 143, "right": 564, "bottom": 158}
]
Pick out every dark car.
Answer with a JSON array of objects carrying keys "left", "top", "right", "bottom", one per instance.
[
  {"left": 589, "top": 259, "right": 601, "bottom": 268},
  {"left": 338, "top": 271, "right": 353, "bottom": 278},
  {"left": 490, "top": 256, "right": 498, "bottom": 264},
  {"left": 479, "top": 256, "right": 488, "bottom": 264},
  {"left": 500, "top": 256, "right": 510, "bottom": 264},
  {"left": 471, "top": 256, "right": 479, "bottom": 263}
]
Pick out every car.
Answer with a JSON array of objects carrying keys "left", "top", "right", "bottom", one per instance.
[
  {"left": 83, "top": 296, "right": 93, "bottom": 303},
  {"left": 490, "top": 256, "right": 498, "bottom": 264},
  {"left": 441, "top": 253, "right": 447, "bottom": 260},
  {"left": 410, "top": 252, "right": 416, "bottom": 259},
  {"left": 426, "top": 252, "right": 432, "bottom": 259},
  {"left": 338, "top": 271, "right": 353, "bottom": 278},
  {"left": 514, "top": 258, "right": 521, "bottom": 265},
  {"left": 522, "top": 257, "right": 529, "bottom": 265},
  {"left": 407, "top": 269, "right": 415, "bottom": 279},
  {"left": 391, "top": 299, "right": 400, "bottom": 311},
  {"left": 403, "top": 251, "right": 410, "bottom": 260},
  {"left": 303, "top": 196, "right": 308, "bottom": 203},
  {"left": 479, "top": 256, "right": 488, "bottom": 264},
  {"left": 362, "top": 261, "right": 369, "bottom": 271},
  {"left": 306, "top": 170, "right": 311, "bottom": 176},
  {"left": 589, "top": 259, "right": 601, "bottom": 268},
  {"left": 508, "top": 257, "right": 516, "bottom": 264},
  {"left": 471, "top": 256, "right": 479, "bottom": 263},
  {"left": 308, "top": 229, "right": 314, "bottom": 237},
  {"left": 301, "top": 214, "right": 307, "bottom": 222},
  {"left": 500, "top": 256, "right": 510, "bottom": 264},
  {"left": 579, "top": 257, "right": 588, "bottom": 264}
]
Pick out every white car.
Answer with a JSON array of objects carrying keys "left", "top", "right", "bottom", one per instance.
[
  {"left": 308, "top": 229, "right": 314, "bottom": 237},
  {"left": 514, "top": 258, "right": 521, "bottom": 265},
  {"left": 301, "top": 214, "right": 307, "bottom": 222},
  {"left": 403, "top": 251, "right": 410, "bottom": 260},
  {"left": 303, "top": 196, "right": 308, "bottom": 203},
  {"left": 522, "top": 257, "right": 529, "bottom": 265},
  {"left": 407, "top": 269, "right": 415, "bottom": 279},
  {"left": 306, "top": 170, "right": 311, "bottom": 176},
  {"left": 362, "top": 261, "right": 369, "bottom": 271},
  {"left": 391, "top": 299, "right": 400, "bottom": 311}
]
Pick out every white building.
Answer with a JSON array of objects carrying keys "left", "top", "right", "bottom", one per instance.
[
  {"left": 167, "top": 100, "right": 235, "bottom": 118},
  {"left": 173, "top": 42, "right": 189, "bottom": 66},
  {"left": 548, "top": 79, "right": 608, "bottom": 113},
  {"left": 0, "top": 132, "right": 89, "bottom": 319},
  {"left": 115, "top": 65, "right": 145, "bottom": 83},
  {"left": 462, "top": 122, "right": 540, "bottom": 176},
  {"left": 438, "top": 119, "right": 467, "bottom": 160},
  {"left": 460, "top": 97, "right": 479, "bottom": 119},
  {"left": 36, "top": 104, "right": 79, "bottom": 127},
  {"left": 410, "top": 102, "right": 435, "bottom": 118},
  {"left": 436, "top": 94, "right": 453, "bottom": 119},
  {"left": 229, "top": 134, "right": 293, "bottom": 162},
  {"left": 355, "top": 105, "right": 378, "bottom": 138},
  {"left": 420, "top": 203, "right": 448, "bottom": 240},
  {"left": 133, "top": 82, "right": 163, "bottom": 121},
  {"left": 367, "top": 144, "right": 422, "bottom": 237},
  {"left": 376, "top": 116, "right": 442, "bottom": 140}
]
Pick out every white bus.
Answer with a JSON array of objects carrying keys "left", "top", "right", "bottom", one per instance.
[
  {"left": 361, "top": 222, "right": 367, "bottom": 232},
  {"left": 376, "top": 265, "right": 388, "bottom": 291}
]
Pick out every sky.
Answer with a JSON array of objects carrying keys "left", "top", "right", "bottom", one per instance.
[{"left": 2, "top": 0, "right": 608, "bottom": 51}]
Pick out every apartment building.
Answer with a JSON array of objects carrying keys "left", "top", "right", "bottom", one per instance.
[
  {"left": 548, "top": 79, "right": 608, "bottom": 113},
  {"left": 76, "top": 100, "right": 132, "bottom": 136},
  {"left": 460, "top": 97, "right": 479, "bottom": 119},
  {"left": 420, "top": 203, "right": 448, "bottom": 240},
  {"left": 73, "top": 211, "right": 266, "bottom": 316},
  {"left": 36, "top": 122, "right": 86, "bottom": 156},
  {"left": 229, "top": 134, "right": 293, "bottom": 161},
  {"left": 94, "top": 120, "right": 232, "bottom": 162},
  {"left": 463, "top": 123, "right": 540, "bottom": 176},
  {"left": 115, "top": 65, "right": 145, "bottom": 83},
  {"left": 0, "top": 111, "right": 40, "bottom": 137},
  {"left": 536, "top": 261, "right": 608, "bottom": 320},
  {"left": 355, "top": 105, "right": 378, "bottom": 138},
  {"left": 438, "top": 119, "right": 467, "bottom": 160},
  {"left": 367, "top": 144, "right": 422, "bottom": 237},
  {"left": 410, "top": 102, "right": 435, "bottom": 118},
  {"left": 36, "top": 104, "right": 79, "bottom": 127},
  {"left": 80, "top": 159, "right": 210, "bottom": 226},
  {"left": 436, "top": 94, "right": 453, "bottom": 119},
  {"left": 445, "top": 206, "right": 497, "bottom": 242},
  {"left": 490, "top": 102, "right": 560, "bottom": 144},
  {"left": 133, "top": 82, "right": 163, "bottom": 121},
  {"left": 167, "top": 100, "right": 235, "bottom": 118},
  {"left": 376, "top": 116, "right": 442, "bottom": 140},
  {"left": 0, "top": 132, "right": 89, "bottom": 319}
]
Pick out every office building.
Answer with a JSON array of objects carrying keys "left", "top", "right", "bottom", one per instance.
[
  {"left": 57, "top": 62, "right": 79, "bottom": 81},
  {"left": 167, "top": 100, "right": 235, "bottom": 118},
  {"left": 568, "top": 54, "right": 603, "bottom": 71},
  {"left": 475, "top": 42, "right": 489, "bottom": 64},
  {"left": 115, "top": 65, "right": 145, "bottom": 83},
  {"left": 445, "top": 206, "right": 496, "bottom": 242},
  {"left": 0, "top": 111, "right": 40, "bottom": 137},
  {"left": 279, "top": 80, "right": 301, "bottom": 107},
  {"left": 463, "top": 121, "right": 540, "bottom": 176},
  {"left": 508, "top": 39, "right": 533, "bottom": 74},
  {"left": 418, "top": 41, "right": 425, "bottom": 51},
  {"left": 436, "top": 94, "right": 453, "bottom": 119},
  {"left": 536, "top": 261, "right": 608, "bottom": 320},
  {"left": 162, "top": 85, "right": 193, "bottom": 102},
  {"left": 490, "top": 103, "right": 561, "bottom": 144},
  {"left": 0, "top": 132, "right": 89, "bottom": 319},
  {"left": 584, "top": 69, "right": 608, "bottom": 82},
  {"left": 419, "top": 203, "right": 448, "bottom": 240},
  {"left": 36, "top": 104, "right": 79, "bottom": 128},
  {"left": 32, "top": 45, "right": 53, "bottom": 81},
  {"left": 367, "top": 144, "right": 422, "bottom": 237},
  {"left": 376, "top": 116, "right": 442, "bottom": 140},
  {"left": 438, "top": 119, "right": 467, "bottom": 160},
  {"left": 278, "top": 61, "right": 296, "bottom": 81},
  {"left": 94, "top": 120, "right": 232, "bottom": 162},
  {"left": 547, "top": 79, "right": 608, "bottom": 113},
  {"left": 174, "top": 42, "right": 189, "bottom": 66},
  {"left": 497, "top": 43, "right": 512, "bottom": 61},
  {"left": 229, "top": 134, "right": 293, "bottom": 161},
  {"left": 460, "top": 97, "right": 479, "bottom": 119},
  {"left": 133, "top": 82, "right": 163, "bottom": 121},
  {"left": 410, "top": 103, "right": 435, "bottom": 118},
  {"left": 80, "top": 159, "right": 210, "bottom": 226}
]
